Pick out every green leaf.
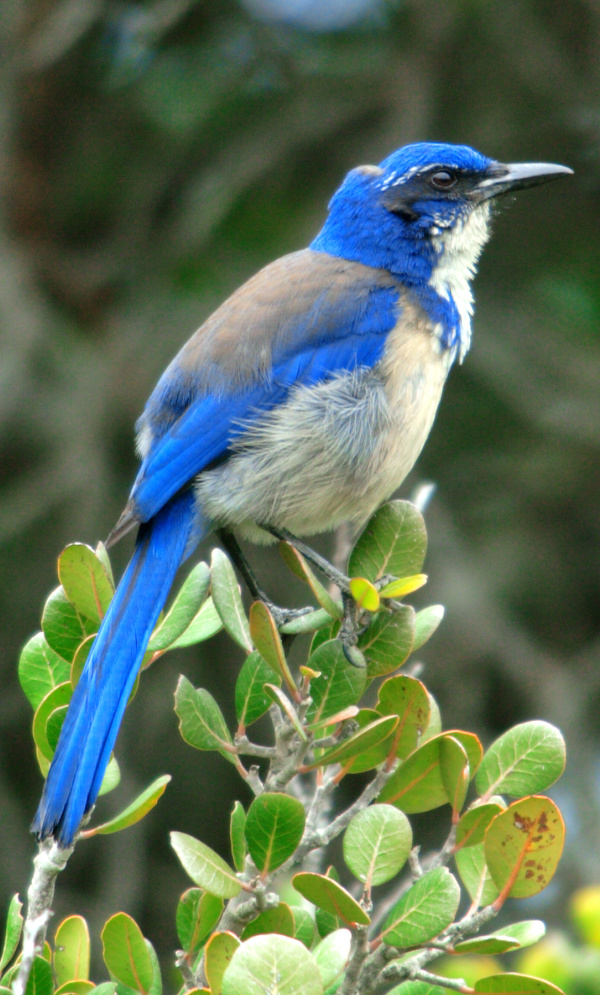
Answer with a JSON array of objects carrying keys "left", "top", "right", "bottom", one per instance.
[
  {"left": 244, "top": 794, "right": 305, "bottom": 874},
  {"left": 290, "top": 907, "right": 315, "bottom": 949},
  {"left": 306, "top": 641, "right": 367, "bottom": 725},
  {"left": 98, "top": 756, "right": 120, "bottom": 797},
  {"left": 439, "top": 735, "right": 469, "bottom": 816},
  {"left": 54, "top": 916, "right": 90, "bottom": 985},
  {"left": 381, "top": 867, "right": 460, "bottom": 947},
  {"left": 42, "top": 587, "right": 97, "bottom": 663},
  {"left": 70, "top": 636, "right": 94, "bottom": 688},
  {"left": 475, "top": 721, "right": 566, "bottom": 799},
  {"left": 147, "top": 562, "right": 210, "bottom": 652},
  {"left": 455, "top": 803, "right": 504, "bottom": 850},
  {"left": 341, "top": 709, "right": 393, "bottom": 773},
  {"left": 376, "top": 675, "right": 430, "bottom": 759},
  {"left": 474, "top": 974, "right": 565, "bottom": 994},
  {"left": 101, "top": 914, "right": 153, "bottom": 994},
  {"left": 454, "top": 919, "right": 546, "bottom": 954},
  {"left": 312, "top": 929, "right": 351, "bottom": 991},
  {"left": 144, "top": 939, "right": 162, "bottom": 995},
  {"left": 421, "top": 693, "right": 442, "bottom": 742},
  {"left": 95, "top": 542, "right": 114, "bottom": 587},
  {"left": 168, "top": 597, "right": 223, "bottom": 649},
  {"left": 315, "top": 907, "right": 340, "bottom": 939},
  {"left": 249, "top": 602, "right": 297, "bottom": 696},
  {"left": 24, "top": 956, "right": 53, "bottom": 995},
  {"left": 484, "top": 796, "right": 565, "bottom": 899},
  {"left": 343, "top": 805, "right": 412, "bottom": 887},
  {"left": 171, "top": 832, "right": 241, "bottom": 899},
  {"left": 378, "top": 736, "right": 447, "bottom": 813},
  {"left": 205, "top": 932, "right": 240, "bottom": 995},
  {"left": 210, "top": 549, "right": 252, "bottom": 652},
  {"left": 32, "top": 683, "right": 72, "bottom": 761},
  {"left": 378, "top": 731, "right": 482, "bottom": 813},
  {"left": 309, "top": 621, "right": 340, "bottom": 656},
  {"left": 412, "top": 605, "right": 444, "bottom": 652},
  {"left": 308, "top": 704, "right": 359, "bottom": 730},
  {"left": 292, "top": 873, "right": 370, "bottom": 927},
  {"left": 58, "top": 544, "right": 114, "bottom": 623},
  {"left": 306, "top": 716, "right": 398, "bottom": 770},
  {"left": 18, "top": 633, "right": 71, "bottom": 710},
  {"left": 176, "top": 889, "right": 223, "bottom": 956},
  {"left": 235, "top": 651, "right": 279, "bottom": 730},
  {"left": 241, "top": 905, "right": 295, "bottom": 940},
  {"left": 174, "top": 676, "right": 236, "bottom": 764},
  {"left": 45, "top": 704, "right": 67, "bottom": 754},
  {"left": 54, "top": 981, "right": 95, "bottom": 995},
  {"left": 230, "top": 802, "right": 247, "bottom": 873},
  {"left": 0, "top": 894, "right": 23, "bottom": 972},
  {"left": 280, "top": 608, "right": 335, "bottom": 636},
  {"left": 357, "top": 608, "right": 415, "bottom": 679},
  {"left": 454, "top": 842, "right": 499, "bottom": 906},
  {"left": 387, "top": 984, "right": 446, "bottom": 995},
  {"left": 83, "top": 776, "right": 171, "bottom": 836},
  {"left": 349, "top": 501, "right": 427, "bottom": 582},
  {"left": 312, "top": 868, "right": 341, "bottom": 942},
  {"left": 279, "top": 543, "right": 343, "bottom": 619},
  {"left": 222, "top": 935, "right": 322, "bottom": 995}
]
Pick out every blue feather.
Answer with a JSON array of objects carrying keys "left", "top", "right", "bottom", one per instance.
[
  {"left": 129, "top": 284, "right": 400, "bottom": 523},
  {"left": 32, "top": 489, "right": 201, "bottom": 845}
]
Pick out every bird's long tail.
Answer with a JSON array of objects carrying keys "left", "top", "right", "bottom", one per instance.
[{"left": 32, "top": 489, "right": 201, "bottom": 847}]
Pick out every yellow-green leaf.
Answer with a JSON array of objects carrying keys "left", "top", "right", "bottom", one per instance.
[
  {"left": 54, "top": 916, "right": 90, "bottom": 985},
  {"left": 82, "top": 775, "right": 171, "bottom": 836},
  {"left": 378, "top": 574, "right": 427, "bottom": 599},
  {"left": 349, "top": 577, "right": 380, "bottom": 612}
]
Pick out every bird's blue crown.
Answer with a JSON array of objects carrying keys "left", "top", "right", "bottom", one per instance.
[{"left": 311, "top": 142, "right": 496, "bottom": 356}]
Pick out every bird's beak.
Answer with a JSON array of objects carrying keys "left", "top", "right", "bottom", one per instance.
[{"left": 474, "top": 160, "right": 573, "bottom": 200}]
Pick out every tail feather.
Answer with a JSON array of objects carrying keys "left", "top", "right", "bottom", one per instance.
[{"left": 32, "top": 489, "right": 201, "bottom": 846}]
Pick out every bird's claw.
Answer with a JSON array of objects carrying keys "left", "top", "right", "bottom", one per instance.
[{"left": 261, "top": 601, "right": 314, "bottom": 629}]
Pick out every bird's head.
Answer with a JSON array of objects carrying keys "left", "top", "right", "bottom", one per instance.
[{"left": 311, "top": 141, "right": 572, "bottom": 356}]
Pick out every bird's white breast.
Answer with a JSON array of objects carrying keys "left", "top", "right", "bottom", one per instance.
[{"left": 429, "top": 202, "right": 491, "bottom": 360}]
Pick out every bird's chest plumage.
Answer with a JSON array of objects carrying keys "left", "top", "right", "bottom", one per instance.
[
  {"left": 372, "top": 301, "right": 452, "bottom": 494},
  {"left": 196, "top": 299, "right": 451, "bottom": 540}
]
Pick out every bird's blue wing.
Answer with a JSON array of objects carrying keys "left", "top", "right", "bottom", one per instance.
[{"left": 126, "top": 250, "right": 401, "bottom": 526}]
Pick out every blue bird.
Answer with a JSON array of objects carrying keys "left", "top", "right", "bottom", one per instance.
[{"left": 32, "top": 142, "right": 571, "bottom": 846}]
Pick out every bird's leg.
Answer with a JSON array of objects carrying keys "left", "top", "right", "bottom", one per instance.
[
  {"left": 264, "top": 526, "right": 351, "bottom": 594},
  {"left": 215, "top": 529, "right": 313, "bottom": 628},
  {"left": 264, "top": 526, "right": 368, "bottom": 668}
]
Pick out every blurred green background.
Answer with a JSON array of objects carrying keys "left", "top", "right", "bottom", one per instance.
[{"left": 1, "top": 0, "right": 598, "bottom": 974}]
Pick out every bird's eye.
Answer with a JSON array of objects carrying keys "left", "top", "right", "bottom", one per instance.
[{"left": 430, "top": 170, "right": 457, "bottom": 190}]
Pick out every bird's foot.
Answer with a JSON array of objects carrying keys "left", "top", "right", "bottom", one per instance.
[
  {"left": 260, "top": 600, "right": 315, "bottom": 629},
  {"left": 265, "top": 526, "right": 351, "bottom": 594},
  {"left": 264, "top": 526, "right": 373, "bottom": 666},
  {"left": 338, "top": 591, "right": 368, "bottom": 669}
]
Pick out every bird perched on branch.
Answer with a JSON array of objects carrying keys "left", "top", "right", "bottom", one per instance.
[{"left": 32, "top": 142, "right": 572, "bottom": 846}]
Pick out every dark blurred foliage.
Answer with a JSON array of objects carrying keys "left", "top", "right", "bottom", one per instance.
[{"left": 0, "top": 0, "right": 599, "bottom": 973}]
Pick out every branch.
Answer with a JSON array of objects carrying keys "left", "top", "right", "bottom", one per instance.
[
  {"left": 234, "top": 736, "right": 278, "bottom": 759},
  {"left": 13, "top": 838, "right": 74, "bottom": 995},
  {"left": 363, "top": 902, "right": 500, "bottom": 993},
  {"left": 410, "top": 969, "right": 470, "bottom": 992},
  {"left": 338, "top": 925, "right": 370, "bottom": 995}
]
